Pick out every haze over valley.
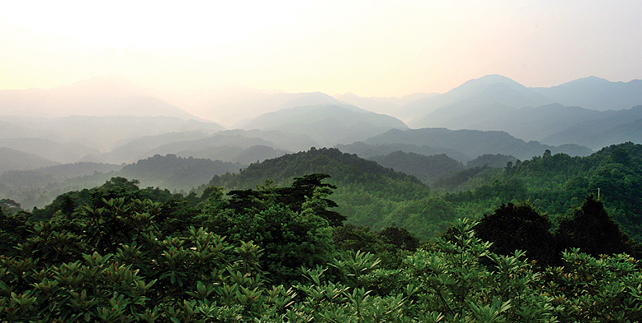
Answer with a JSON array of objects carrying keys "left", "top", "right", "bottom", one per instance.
[{"left": 2, "top": 73, "right": 642, "bottom": 209}]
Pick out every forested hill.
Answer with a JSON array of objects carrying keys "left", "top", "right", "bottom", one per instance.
[
  {"left": 207, "top": 147, "right": 437, "bottom": 234},
  {"left": 439, "top": 142, "right": 642, "bottom": 240},
  {"left": 203, "top": 143, "right": 642, "bottom": 241},
  {"left": 208, "top": 147, "right": 423, "bottom": 189}
]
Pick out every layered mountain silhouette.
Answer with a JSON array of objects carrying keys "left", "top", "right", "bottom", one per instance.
[
  {"left": 3, "top": 74, "right": 642, "bottom": 175},
  {"left": 345, "top": 128, "right": 592, "bottom": 162},
  {"left": 367, "top": 151, "right": 464, "bottom": 183},
  {"left": 338, "top": 74, "right": 642, "bottom": 149},
  {"left": 542, "top": 106, "right": 642, "bottom": 149},
  {"left": 333, "top": 92, "right": 437, "bottom": 117},
  {"left": 235, "top": 104, "right": 408, "bottom": 147},
  {"left": 0, "top": 147, "right": 60, "bottom": 173},
  {"left": 404, "top": 75, "right": 554, "bottom": 128},
  {"left": 1, "top": 115, "right": 224, "bottom": 154},
  {"left": 0, "top": 76, "right": 198, "bottom": 119},
  {"left": 101, "top": 129, "right": 314, "bottom": 165},
  {"left": 532, "top": 76, "right": 642, "bottom": 111},
  {"left": 163, "top": 87, "right": 345, "bottom": 127},
  {"left": 0, "top": 138, "right": 100, "bottom": 164}
]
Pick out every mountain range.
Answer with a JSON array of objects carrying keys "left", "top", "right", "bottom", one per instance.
[
  {"left": 2, "top": 74, "right": 642, "bottom": 179},
  {"left": 0, "top": 76, "right": 198, "bottom": 119},
  {"left": 385, "top": 75, "right": 642, "bottom": 149},
  {"left": 339, "top": 128, "right": 592, "bottom": 162}
]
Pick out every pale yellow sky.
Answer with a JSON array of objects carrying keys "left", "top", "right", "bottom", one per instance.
[{"left": 1, "top": 0, "right": 641, "bottom": 97}]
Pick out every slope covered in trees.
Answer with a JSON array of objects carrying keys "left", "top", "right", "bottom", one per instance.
[
  {"left": 440, "top": 142, "right": 642, "bottom": 240},
  {"left": 3, "top": 174, "right": 642, "bottom": 321},
  {"left": 206, "top": 148, "right": 446, "bottom": 237}
]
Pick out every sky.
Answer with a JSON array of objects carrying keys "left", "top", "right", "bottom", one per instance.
[{"left": 1, "top": 0, "right": 642, "bottom": 97}]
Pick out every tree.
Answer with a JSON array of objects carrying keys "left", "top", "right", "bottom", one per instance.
[
  {"left": 474, "top": 202, "right": 559, "bottom": 266},
  {"left": 277, "top": 173, "right": 346, "bottom": 226},
  {"left": 556, "top": 195, "right": 638, "bottom": 258},
  {"left": 0, "top": 207, "right": 30, "bottom": 256},
  {"left": 0, "top": 198, "right": 22, "bottom": 214}
]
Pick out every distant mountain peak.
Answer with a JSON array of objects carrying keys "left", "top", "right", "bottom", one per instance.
[
  {"left": 558, "top": 75, "right": 611, "bottom": 86},
  {"left": 444, "top": 74, "right": 529, "bottom": 98},
  {"left": 475, "top": 74, "right": 518, "bottom": 83},
  {"left": 0, "top": 76, "right": 200, "bottom": 120}
]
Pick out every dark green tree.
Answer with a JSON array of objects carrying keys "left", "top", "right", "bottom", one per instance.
[
  {"left": 0, "top": 198, "right": 22, "bottom": 214},
  {"left": 276, "top": 173, "right": 346, "bottom": 226},
  {"left": 0, "top": 207, "right": 31, "bottom": 256},
  {"left": 474, "top": 202, "right": 560, "bottom": 266},
  {"left": 556, "top": 195, "right": 638, "bottom": 258}
]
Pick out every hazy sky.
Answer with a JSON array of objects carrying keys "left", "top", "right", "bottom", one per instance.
[{"left": 1, "top": 0, "right": 642, "bottom": 97}]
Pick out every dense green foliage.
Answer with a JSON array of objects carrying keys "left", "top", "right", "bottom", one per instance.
[
  {"left": 466, "top": 153, "right": 517, "bottom": 169},
  {"left": 440, "top": 143, "right": 642, "bottom": 241},
  {"left": 3, "top": 140, "right": 642, "bottom": 320},
  {"left": 4, "top": 183, "right": 642, "bottom": 321},
  {"left": 472, "top": 197, "right": 642, "bottom": 268},
  {"left": 206, "top": 148, "right": 447, "bottom": 238},
  {"left": 194, "top": 143, "right": 642, "bottom": 243},
  {"left": 473, "top": 202, "right": 560, "bottom": 267}
]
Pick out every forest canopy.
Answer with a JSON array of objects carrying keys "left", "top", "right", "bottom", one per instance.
[{"left": 2, "top": 152, "right": 642, "bottom": 320}]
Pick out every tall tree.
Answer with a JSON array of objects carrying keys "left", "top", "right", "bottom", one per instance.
[
  {"left": 556, "top": 195, "right": 637, "bottom": 257},
  {"left": 474, "top": 202, "right": 559, "bottom": 266}
]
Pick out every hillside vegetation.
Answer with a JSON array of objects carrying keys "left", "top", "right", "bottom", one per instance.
[
  {"left": 2, "top": 156, "right": 642, "bottom": 321},
  {"left": 0, "top": 155, "right": 241, "bottom": 210}
]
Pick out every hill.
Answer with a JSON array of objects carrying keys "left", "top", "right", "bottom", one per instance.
[
  {"left": 532, "top": 76, "right": 642, "bottom": 111},
  {"left": 0, "top": 147, "right": 59, "bottom": 173},
  {"left": 0, "top": 155, "right": 240, "bottom": 209},
  {"left": 464, "top": 103, "right": 603, "bottom": 141},
  {"left": 100, "top": 130, "right": 214, "bottom": 164},
  {"left": 129, "top": 130, "right": 312, "bottom": 164},
  {"left": 466, "top": 154, "right": 518, "bottom": 169},
  {"left": 336, "top": 141, "right": 470, "bottom": 162},
  {"left": 406, "top": 75, "right": 554, "bottom": 128},
  {"left": 361, "top": 128, "right": 593, "bottom": 161},
  {"left": 434, "top": 142, "right": 642, "bottom": 240},
  {"left": 235, "top": 104, "right": 408, "bottom": 146},
  {"left": 367, "top": 151, "right": 464, "bottom": 183},
  {"left": 0, "top": 115, "right": 224, "bottom": 154},
  {"left": 206, "top": 148, "right": 449, "bottom": 237},
  {"left": 0, "top": 76, "right": 197, "bottom": 119},
  {"left": 118, "top": 154, "right": 241, "bottom": 191},
  {"left": 333, "top": 92, "right": 437, "bottom": 120},
  {"left": 542, "top": 106, "right": 642, "bottom": 149},
  {"left": 395, "top": 75, "right": 642, "bottom": 149},
  {"left": 0, "top": 162, "right": 122, "bottom": 188},
  {"left": 208, "top": 147, "right": 421, "bottom": 190},
  {"left": 0, "top": 138, "right": 101, "bottom": 164}
]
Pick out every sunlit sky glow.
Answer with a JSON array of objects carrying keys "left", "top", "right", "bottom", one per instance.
[{"left": 1, "top": 0, "right": 642, "bottom": 97}]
